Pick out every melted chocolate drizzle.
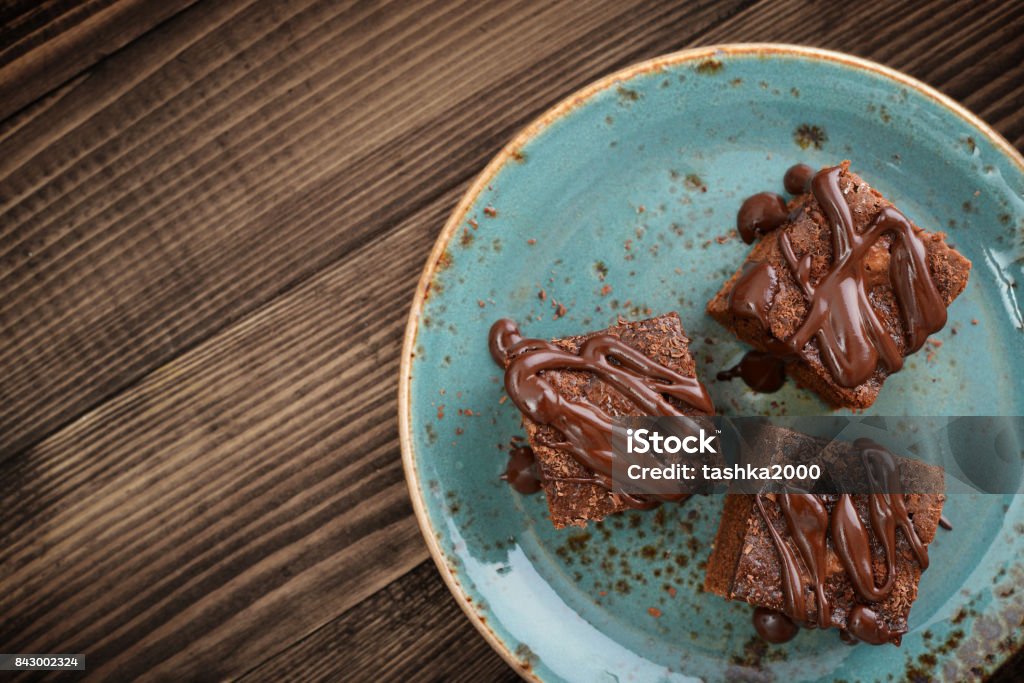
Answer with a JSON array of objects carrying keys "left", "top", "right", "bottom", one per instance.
[
  {"left": 727, "top": 262, "right": 779, "bottom": 331},
  {"left": 489, "top": 319, "right": 714, "bottom": 498},
  {"left": 845, "top": 605, "right": 901, "bottom": 646},
  {"left": 729, "top": 164, "right": 948, "bottom": 388},
  {"left": 753, "top": 439, "right": 931, "bottom": 645}
]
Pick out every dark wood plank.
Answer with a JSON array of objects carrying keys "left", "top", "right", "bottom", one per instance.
[
  {"left": 0, "top": 0, "right": 199, "bottom": 122},
  {"left": 0, "top": 0, "right": 755, "bottom": 459},
  {"left": 238, "top": 561, "right": 521, "bottom": 683},
  {"left": 0, "top": 188, "right": 456, "bottom": 681}
]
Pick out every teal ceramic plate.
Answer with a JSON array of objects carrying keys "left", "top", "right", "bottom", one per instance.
[{"left": 399, "top": 45, "right": 1024, "bottom": 682}]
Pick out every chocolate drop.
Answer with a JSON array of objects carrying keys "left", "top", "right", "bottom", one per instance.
[
  {"left": 752, "top": 607, "right": 799, "bottom": 644},
  {"left": 783, "top": 163, "right": 815, "bottom": 194},
  {"left": 737, "top": 192, "right": 788, "bottom": 244}
]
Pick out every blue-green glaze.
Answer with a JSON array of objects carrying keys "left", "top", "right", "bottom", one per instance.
[{"left": 404, "top": 47, "right": 1024, "bottom": 682}]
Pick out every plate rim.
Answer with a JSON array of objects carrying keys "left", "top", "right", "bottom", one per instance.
[{"left": 396, "top": 42, "right": 1024, "bottom": 681}]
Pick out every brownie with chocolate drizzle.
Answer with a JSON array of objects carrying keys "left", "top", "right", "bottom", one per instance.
[
  {"left": 704, "top": 434, "right": 945, "bottom": 646},
  {"left": 489, "top": 313, "right": 714, "bottom": 528},
  {"left": 707, "top": 161, "right": 971, "bottom": 409}
]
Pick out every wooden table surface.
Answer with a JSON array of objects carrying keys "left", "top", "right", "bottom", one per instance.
[{"left": 1, "top": 1, "right": 1022, "bottom": 681}]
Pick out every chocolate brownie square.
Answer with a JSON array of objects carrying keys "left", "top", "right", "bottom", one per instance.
[
  {"left": 704, "top": 430, "right": 945, "bottom": 645},
  {"left": 707, "top": 161, "right": 971, "bottom": 408},
  {"left": 492, "top": 313, "right": 713, "bottom": 528}
]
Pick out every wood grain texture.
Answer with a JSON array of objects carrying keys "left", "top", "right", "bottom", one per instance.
[
  {"left": 238, "top": 561, "right": 521, "bottom": 683},
  {"left": 0, "top": 0, "right": 1022, "bottom": 681},
  {"left": 0, "top": 188, "right": 454, "bottom": 680},
  {"left": 0, "top": 0, "right": 755, "bottom": 458},
  {"left": 0, "top": 0, "right": 199, "bottom": 122}
]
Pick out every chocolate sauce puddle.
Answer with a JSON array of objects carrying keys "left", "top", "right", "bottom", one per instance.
[
  {"left": 728, "top": 164, "right": 948, "bottom": 388},
  {"left": 502, "top": 444, "right": 543, "bottom": 494},
  {"left": 717, "top": 350, "right": 786, "bottom": 393},
  {"left": 753, "top": 439, "right": 931, "bottom": 646},
  {"left": 489, "top": 318, "right": 713, "bottom": 501}
]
